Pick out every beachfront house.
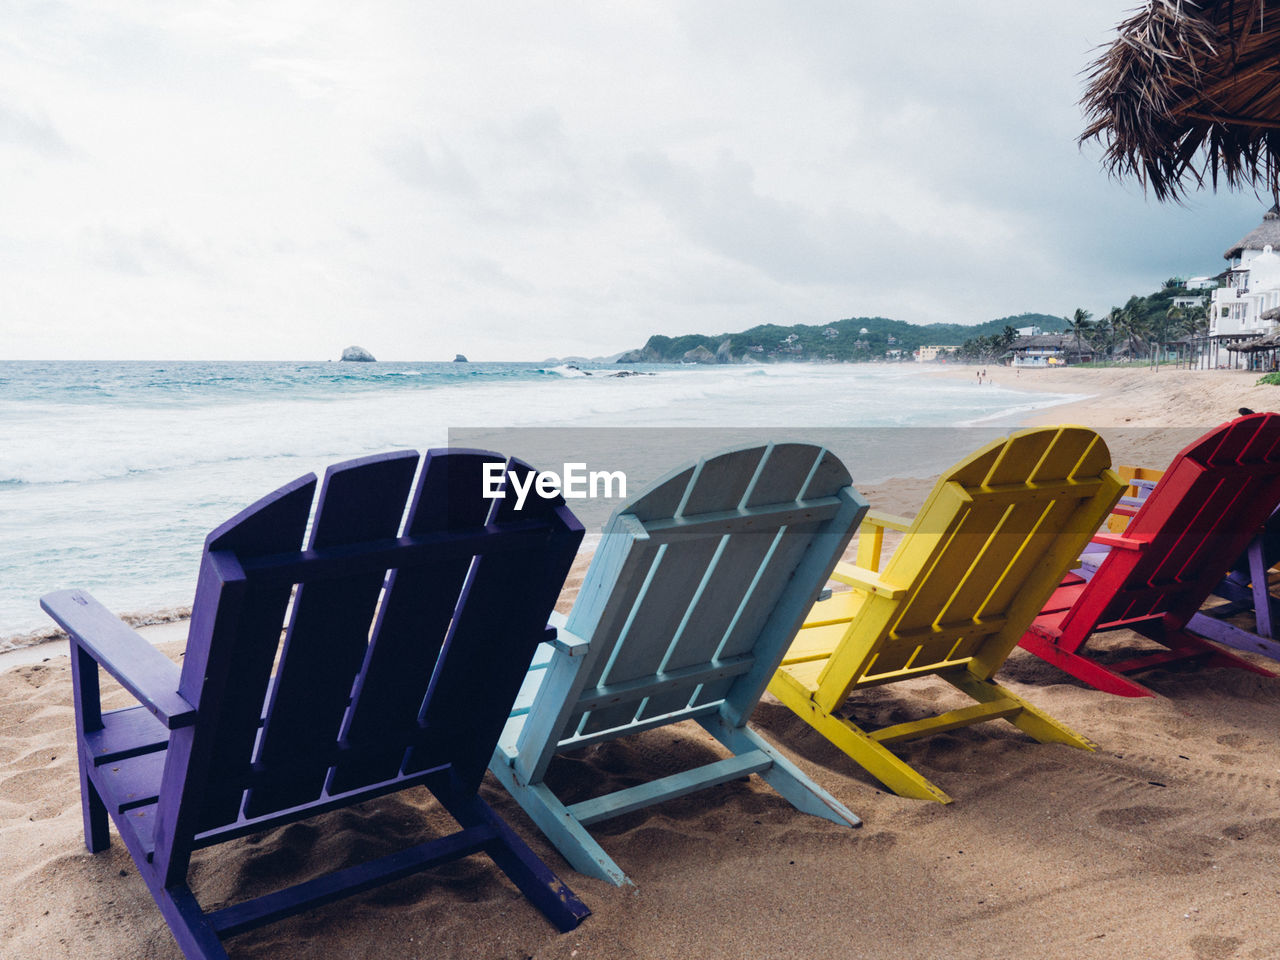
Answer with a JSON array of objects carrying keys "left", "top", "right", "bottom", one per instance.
[
  {"left": 915, "top": 344, "right": 957, "bottom": 362},
  {"left": 1007, "top": 334, "right": 1092, "bottom": 367},
  {"left": 1208, "top": 206, "right": 1280, "bottom": 361}
]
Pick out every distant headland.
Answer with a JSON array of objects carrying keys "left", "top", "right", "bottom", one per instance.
[{"left": 614, "top": 314, "right": 1065, "bottom": 364}]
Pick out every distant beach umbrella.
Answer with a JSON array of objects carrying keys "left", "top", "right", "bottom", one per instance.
[{"left": 1080, "top": 0, "right": 1280, "bottom": 201}]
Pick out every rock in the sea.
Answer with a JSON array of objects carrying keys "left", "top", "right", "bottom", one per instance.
[
  {"left": 715, "top": 338, "right": 733, "bottom": 363},
  {"left": 340, "top": 345, "right": 376, "bottom": 362},
  {"left": 454, "top": 353, "right": 469, "bottom": 362}
]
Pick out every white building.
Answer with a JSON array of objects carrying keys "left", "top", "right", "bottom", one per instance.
[
  {"left": 915, "top": 344, "right": 957, "bottom": 362},
  {"left": 1210, "top": 205, "right": 1280, "bottom": 348}
]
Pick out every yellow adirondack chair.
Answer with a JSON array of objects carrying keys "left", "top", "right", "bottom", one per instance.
[
  {"left": 1105, "top": 464, "right": 1163, "bottom": 533},
  {"left": 769, "top": 426, "right": 1126, "bottom": 803}
]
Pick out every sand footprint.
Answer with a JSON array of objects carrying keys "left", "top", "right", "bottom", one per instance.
[
  {"left": 1095, "top": 803, "right": 1183, "bottom": 830},
  {"left": 1189, "top": 933, "right": 1242, "bottom": 959}
]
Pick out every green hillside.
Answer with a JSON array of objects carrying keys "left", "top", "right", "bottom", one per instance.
[{"left": 616, "top": 313, "right": 1067, "bottom": 364}]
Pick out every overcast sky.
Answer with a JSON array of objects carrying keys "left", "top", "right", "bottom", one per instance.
[{"left": 2, "top": 1, "right": 1273, "bottom": 361}]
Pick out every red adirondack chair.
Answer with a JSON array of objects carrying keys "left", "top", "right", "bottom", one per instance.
[
  {"left": 41, "top": 449, "right": 590, "bottom": 960},
  {"left": 1018, "top": 413, "right": 1280, "bottom": 697}
]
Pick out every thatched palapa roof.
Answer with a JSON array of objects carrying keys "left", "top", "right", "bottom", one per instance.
[
  {"left": 1226, "top": 329, "right": 1280, "bottom": 349},
  {"left": 1009, "top": 334, "right": 1093, "bottom": 354},
  {"left": 1080, "top": 1, "right": 1280, "bottom": 201},
  {"left": 1225, "top": 203, "right": 1280, "bottom": 256}
]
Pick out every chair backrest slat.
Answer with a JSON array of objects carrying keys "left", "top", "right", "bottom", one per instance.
[
  {"left": 579, "top": 446, "right": 768, "bottom": 688},
  {"left": 1064, "top": 413, "right": 1280, "bottom": 636},
  {"left": 405, "top": 458, "right": 582, "bottom": 793},
  {"left": 243, "top": 452, "right": 419, "bottom": 818},
  {"left": 550, "top": 442, "right": 860, "bottom": 748},
  {"left": 165, "top": 448, "right": 582, "bottom": 845},
  {"left": 568, "top": 449, "right": 767, "bottom": 735},
  {"left": 816, "top": 427, "right": 1121, "bottom": 701},
  {"left": 689, "top": 515, "right": 831, "bottom": 709},
  {"left": 176, "top": 475, "right": 316, "bottom": 833},
  {"left": 328, "top": 450, "right": 505, "bottom": 794}
]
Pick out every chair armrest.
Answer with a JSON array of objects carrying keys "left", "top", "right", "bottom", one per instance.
[
  {"left": 854, "top": 510, "right": 914, "bottom": 571},
  {"left": 545, "top": 610, "right": 590, "bottom": 657},
  {"left": 860, "top": 510, "right": 913, "bottom": 533},
  {"left": 1089, "top": 531, "right": 1148, "bottom": 552},
  {"left": 40, "top": 589, "right": 196, "bottom": 729},
  {"left": 829, "top": 562, "right": 906, "bottom": 600}
]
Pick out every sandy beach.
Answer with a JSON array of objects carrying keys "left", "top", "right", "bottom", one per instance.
[{"left": 5, "top": 365, "right": 1280, "bottom": 959}]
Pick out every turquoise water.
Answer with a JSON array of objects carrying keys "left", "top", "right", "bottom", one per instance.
[{"left": 0, "top": 360, "right": 1079, "bottom": 642}]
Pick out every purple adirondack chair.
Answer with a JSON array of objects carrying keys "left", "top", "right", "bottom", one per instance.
[{"left": 41, "top": 449, "right": 590, "bottom": 959}]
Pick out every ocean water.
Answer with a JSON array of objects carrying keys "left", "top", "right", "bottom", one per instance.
[{"left": 0, "top": 360, "right": 1080, "bottom": 644}]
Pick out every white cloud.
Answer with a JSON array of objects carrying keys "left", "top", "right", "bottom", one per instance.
[{"left": 0, "top": 1, "right": 1272, "bottom": 360}]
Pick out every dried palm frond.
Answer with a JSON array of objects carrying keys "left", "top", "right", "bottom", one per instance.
[{"left": 1080, "top": 1, "right": 1280, "bottom": 201}]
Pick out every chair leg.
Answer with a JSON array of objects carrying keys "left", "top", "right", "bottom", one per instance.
[
  {"left": 448, "top": 793, "right": 591, "bottom": 932},
  {"left": 80, "top": 768, "right": 110, "bottom": 853},
  {"left": 766, "top": 680, "right": 953, "bottom": 803},
  {"left": 70, "top": 644, "right": 110, "bottom": 852},
  {"left": 698, "top": 715, "right": 862, "bottom": 826},
  {"left": 158, "top": 884, "right": 230, "bottom": 960},
  {"left": 1187, "top": 612, "right": 1280, "bottom": 662},
  {"left": 1168, "top": 628, "right": 1278, "bottom": 677},
  {"left": 946, "top": 673, "right": 1096, "bottom": 750},
  {"left": 1018, "top": 631, "right": 1158, "bottom": 697},
  {"left": 1247, "top": 539, "right": 1275, "bottom": 639},
  {"left": 486, "top": 756, "right": 633, "bottom": 887}
]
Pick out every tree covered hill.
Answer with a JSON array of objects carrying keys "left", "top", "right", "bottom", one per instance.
[{"left": 616, "top": 313, "right": 1068, "bottom": 363}]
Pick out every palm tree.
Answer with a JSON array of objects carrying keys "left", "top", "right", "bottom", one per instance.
[
  {"left": 1179, "top": 305, "right": 1209, "bottom": 337},
  {"left": 1093, "top": 308, "right": 1119, "bottom": 360},
  {"left": 1165, "top": 305, "right": 1208, "bottom": 367},
  {"left": 1110, "top": 308, "right": 1135, "bottom": 360},
  {"left": 1116, "top": 310, "right": 1150, "bottom": 360},
  {"left": 1067, "top": 308, "right": 1094, "bottom": 364},
  {"left": 1154, "top": 305, "right": 1184, "bottom": 364}
]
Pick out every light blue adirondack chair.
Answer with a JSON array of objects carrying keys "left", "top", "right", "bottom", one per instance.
[{"left": 488, "top": 442, "right": 867, "bottom": 886}]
